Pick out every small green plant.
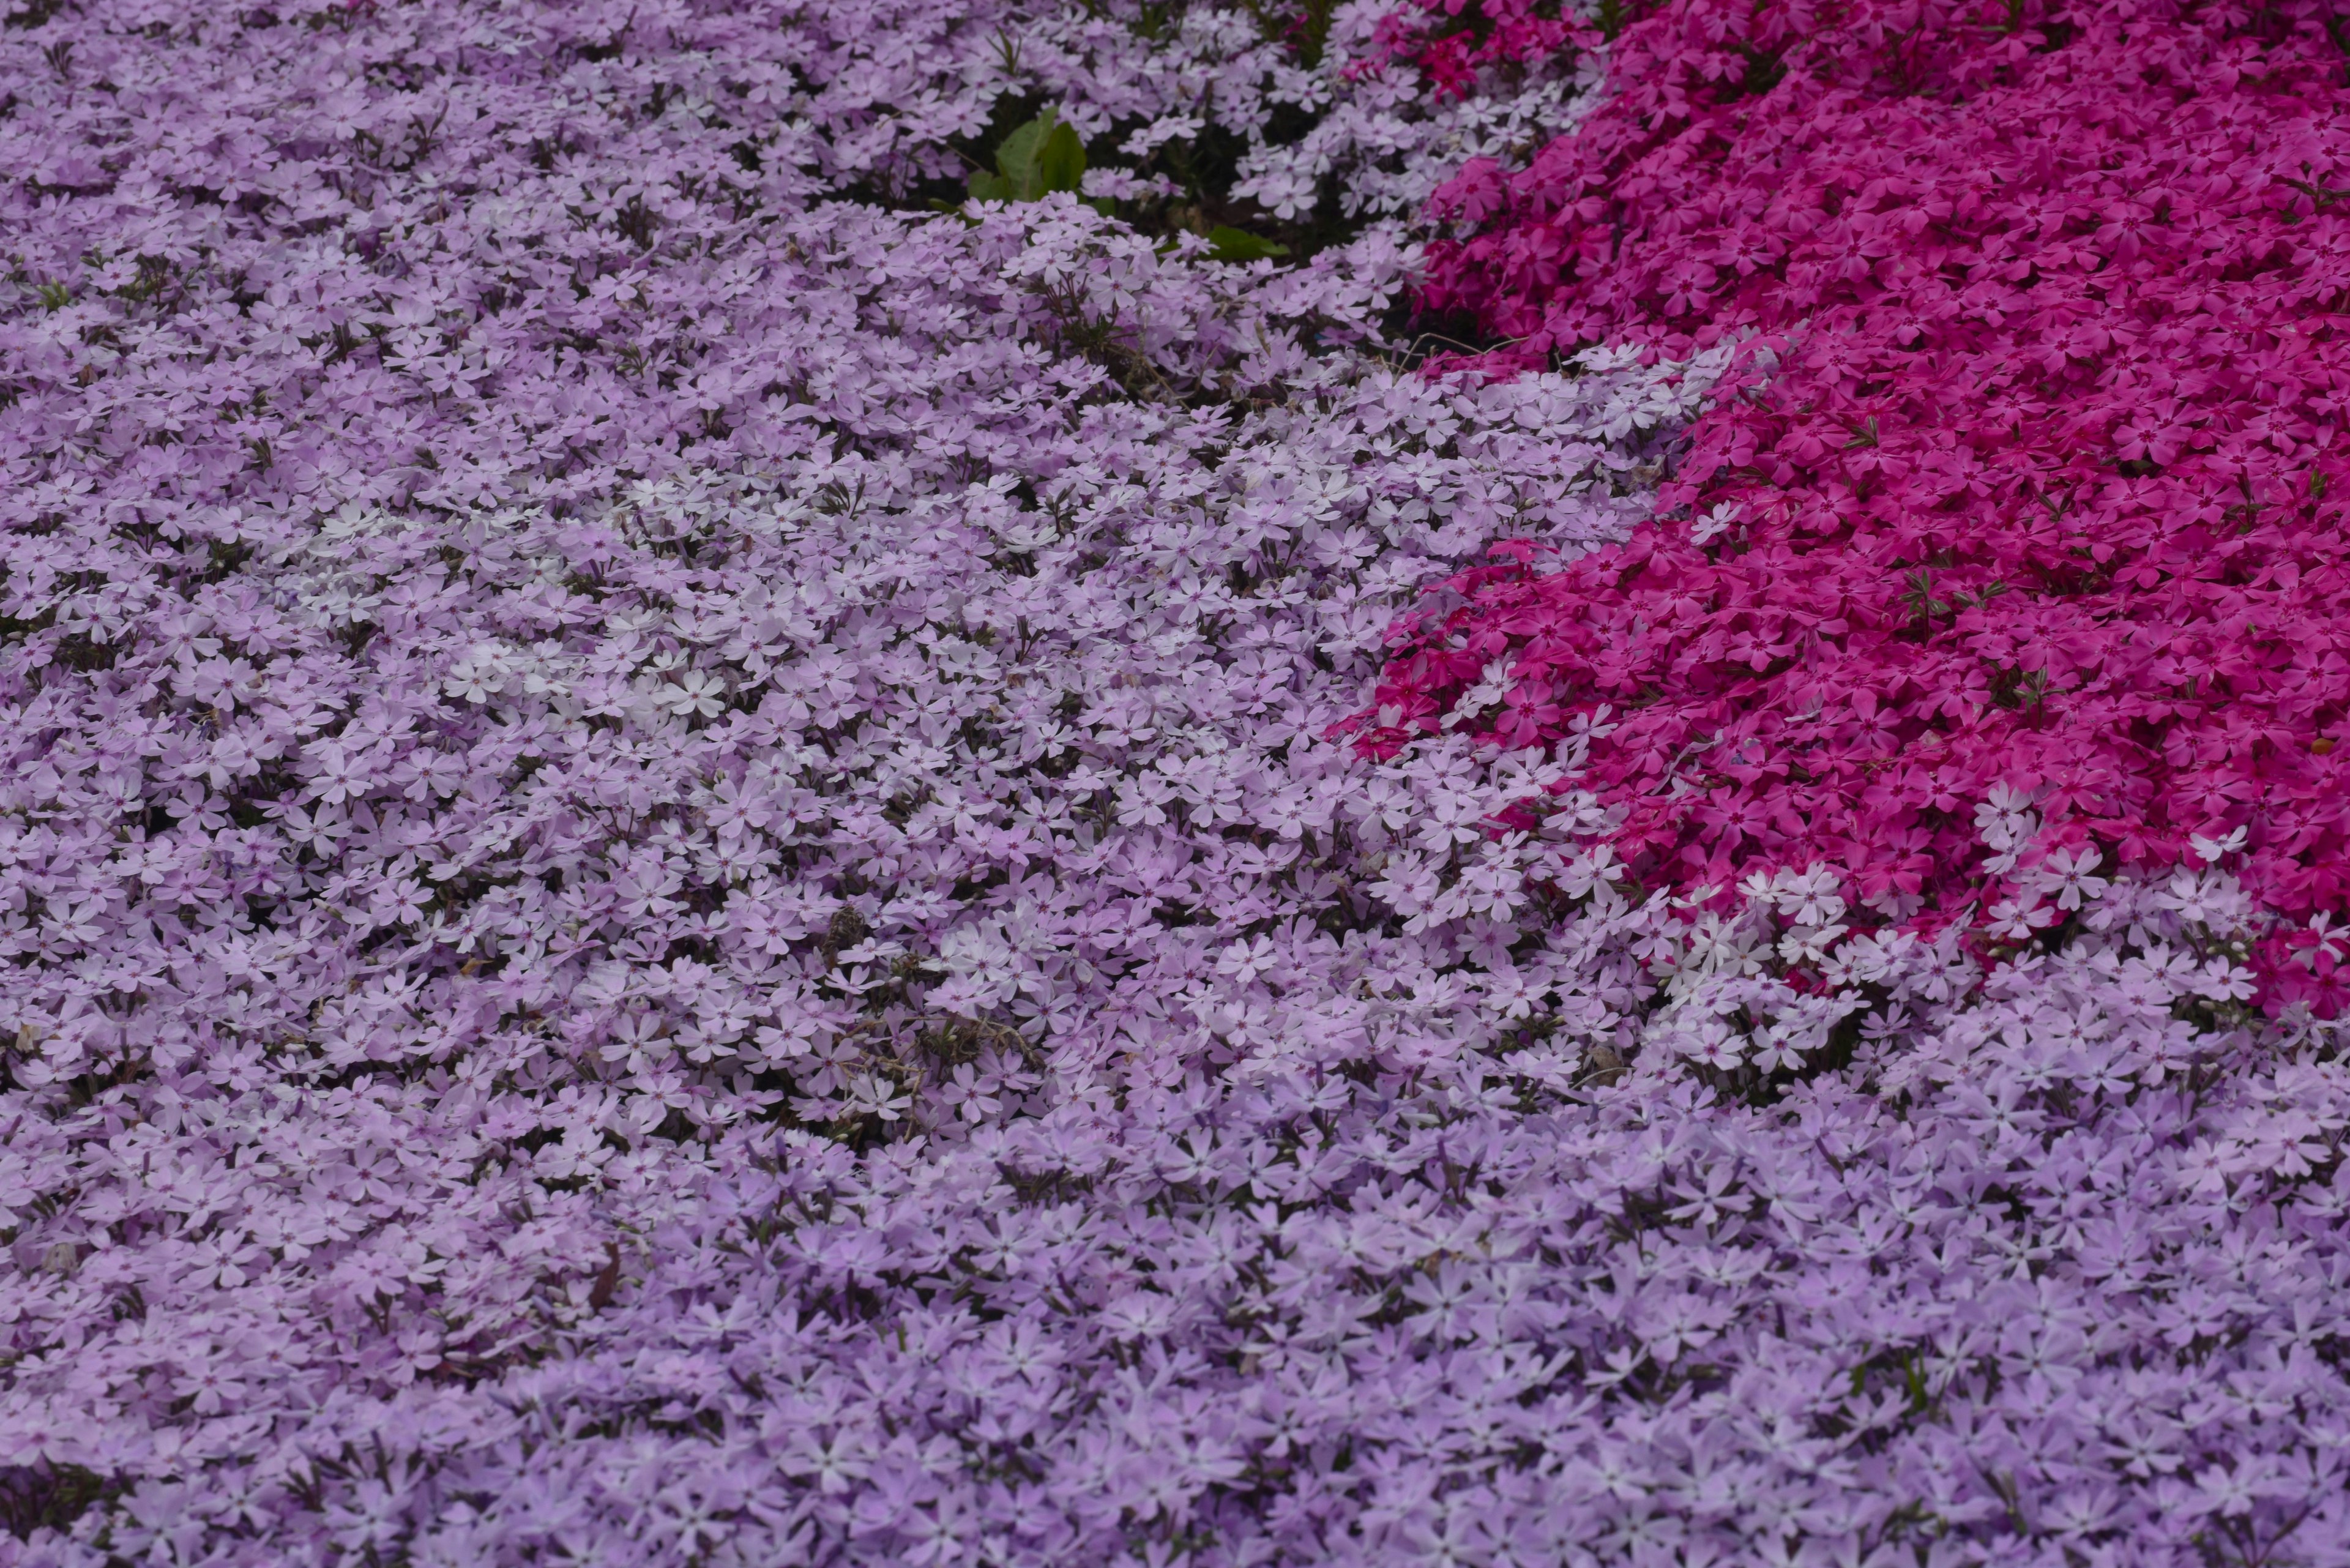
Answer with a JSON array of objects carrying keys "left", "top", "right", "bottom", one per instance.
[
  {"left": 1900, "top": 568, "right": 2009, "bottom": 629},
  {"left": 968, "top": 111, "right": 1088, "bottom": 204},
  {"left": 1207, "top": 225, "right": 1289, "bottom": 263},
  {"left": 1899, "top": 567, "right": 1951, "bottom": 624}
]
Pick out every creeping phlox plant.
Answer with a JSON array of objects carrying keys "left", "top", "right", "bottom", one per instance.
[
  {"left": 1392, "top": 0, "right": 2350, "bottom": 1010},
  {"left": 1, "top": 0, "right": 2348, "bottom": 1565},
  {"left": 1225, "top": 0, "right": 1602, "bottom": 236}
]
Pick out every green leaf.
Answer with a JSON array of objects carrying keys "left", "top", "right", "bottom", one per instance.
[
  {"left": 991, "top": 116, "right": 1051, "bottom": 198},
  {"left": 1207, "top": 225, "right": 1290, "bottom": 263},
  {"left": 1034, "top": 121, "right": 1086, "bottom": 196},
  {"left": 969, "top": 111, "right": 1088, "bottom": 203}
]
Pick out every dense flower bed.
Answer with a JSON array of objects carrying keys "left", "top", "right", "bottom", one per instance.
[
  {"left": 1392, "top": 0, "right": 2350, "bottom": 1009},
  {"left": 0, "top": 0, "right": 2346, "bottom": 1564}
]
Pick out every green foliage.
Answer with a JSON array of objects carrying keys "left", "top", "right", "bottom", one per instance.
[
  {"left": 1207, "top": 224, "right": 1290, "bottom": 263},
  {"left": 968, "top": 111, "right": 1088, "bottom": 203}
]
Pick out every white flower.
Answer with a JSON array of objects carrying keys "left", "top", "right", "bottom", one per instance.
[
  {"left": 2189, "top": 826, "right": 2247, "bottom": 863},
  {"left": 1986, "top": 898, "right": 2057, "bottom": 941},
  {"left": 1778, "top": 922, "right": 1849, "bottom": 967},
  {"left": 2031, "top": 846, "right": 2111, "bottom": 911},
  {"left": 660, "top": 671, "right": 729, "bottom": 719},
  {"left": 1689, "top": 502, "right": 1741, "bottom": 545}
]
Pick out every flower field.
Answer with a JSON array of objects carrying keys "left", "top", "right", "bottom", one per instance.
[{"left": 1, "top": 0, "right": 2347, "bottom": 1563}]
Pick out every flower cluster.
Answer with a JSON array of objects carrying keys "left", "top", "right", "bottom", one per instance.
[
  {"left": 2, "top": 0, "right": 2348, "bottom": 1562},
  {"left": 1228, "top": 0, "right": 1602, "bottom": 231},
  {"left": 1371, "top": 0, "right": 1583, "bottom": 102},
  {"left": 1392, "top": 0, "right": 2350, "bottom": 1008}
]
